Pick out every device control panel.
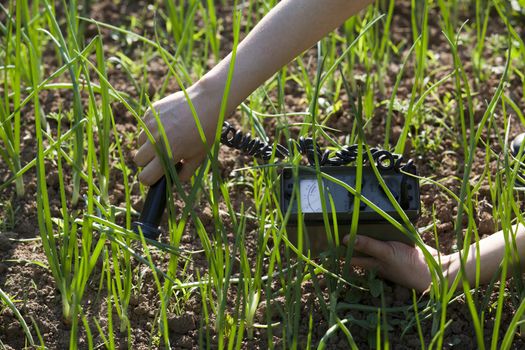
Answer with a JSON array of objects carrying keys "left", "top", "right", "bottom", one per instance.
[{"left": 280, "top": 166, "right": 420, "bottom": 224}]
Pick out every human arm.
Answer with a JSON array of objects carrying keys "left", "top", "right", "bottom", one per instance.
[
  {"left": 134, "top": 0, "right": 373, "bottom": 185},
  {"left": 346, "top": 224, "right": 525, "bottom": 292},
  {"left": 445, "top": 224, "right": 525, "bottom": 287}
]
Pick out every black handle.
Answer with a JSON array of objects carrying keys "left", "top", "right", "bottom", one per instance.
[
  {"left": 133, "top": 163, "right": 183, "bottom": 240},
  {"left": 132, "top": 176, "right": 167, "bottom": 240}
]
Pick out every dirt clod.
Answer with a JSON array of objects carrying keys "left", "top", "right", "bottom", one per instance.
[
  {"left": 177, "top": 335, "right": 194, "bottom": 348},
  {"left": 167, "top": 313, "right": 196, "bottom": 334},
  {"left": 478, "top": 211, "right": 495, "bottom": 236},
  {"left": 0, "top": 235, "right": 12, "bottom": 252}
]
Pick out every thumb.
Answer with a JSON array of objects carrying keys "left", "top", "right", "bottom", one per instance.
[{"left": 352, "top": 235, "right": 393, "bottom": 259}]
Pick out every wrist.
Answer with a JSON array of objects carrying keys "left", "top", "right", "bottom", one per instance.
[
  {"left": 196, "top": 54, "right": 250, "bottom": 117},
  {"left": 442, "top": 253, "right": 460, "bottom": 286},
  {"left": 195, "top": 67, "right": 229, "bottom": 102},
  {"left": 192, "top": 73, "right": 219, "bottom": 99},
  {"left": 188, "top": 78, "right": 223, "bottom": 124},
  {"left": 197, "top": 75, "right": 237, "bottom": 117}
]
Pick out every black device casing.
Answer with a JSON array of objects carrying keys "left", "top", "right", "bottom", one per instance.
[{"left": 280, "top": 166, "right": 420, "bottom": 254}]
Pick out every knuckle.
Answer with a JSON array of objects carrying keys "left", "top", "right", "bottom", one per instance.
[{"left": 384, "top": 243, "right": 396, "bottom": 259}]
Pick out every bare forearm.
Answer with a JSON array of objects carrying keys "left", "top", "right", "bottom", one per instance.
[
  {"left": 446, "top": 224, "right": 525, "bottom": 286},
  {"left": 134, "top": 0, "right": 373, "bottom": 185},
  {"left": 197, "top": 0, "right": 372, "bottom": 118}
]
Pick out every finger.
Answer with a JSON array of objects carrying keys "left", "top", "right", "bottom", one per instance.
[
  {"left": 138, "top": 156, "right": 164, "bottom": 186},
  {"left": 350, "top": 256, "right": 381, "bottom": 271},
  {"left": 352, "top": 235, "right": 394, "bottom": 259},
  {"left": 342, "top": 234, "right": 354, "bottom": 246},
  {"left": 142, "top": 107, "right": 153, "bottom": 122},
  {"left": 177, "top": 155, "right": 205, "bottom": 182},
  {"left": 138, "top": 116, "right": 161, "bottom": 145},
  {"left": 138, "top": 130, "right": 147, "bottom": 146},
  {"left": 134, "top": 141, "right": 156, "bottom": 167},
  {"left": 420, "top": 243, "right": 438, "bottom": 256}
]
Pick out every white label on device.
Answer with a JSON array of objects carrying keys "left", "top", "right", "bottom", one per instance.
[{"left": 300, "top": 179, "right": 324, "bottom": 213}]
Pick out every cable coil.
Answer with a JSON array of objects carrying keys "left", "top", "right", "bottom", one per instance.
[{"left": 220, "top": 121, "right": 415, "bottom": 173}]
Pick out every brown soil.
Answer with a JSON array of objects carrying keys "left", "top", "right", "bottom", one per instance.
[{"left": 1, "top": 1, "right": 525, "bottom": 349}]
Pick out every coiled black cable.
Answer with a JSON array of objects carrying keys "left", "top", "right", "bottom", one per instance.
[{"left": 220, "top": 121, "right": 415, "bottom": 173}]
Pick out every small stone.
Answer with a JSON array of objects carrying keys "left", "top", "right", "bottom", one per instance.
[
  {"left": 16, "top": 221, "right": 35, "bottom": 235},
  {"left": 178, "top": 335, "right": 193, "bottom": 348},
  {"left": 134, "top": 305, "right": 149, "bottom": 317},
  {"left": 478, "top": 212, "right": 495, "bottom": 236},
  {"left": 479, "top": 185, "right": 491, "bottom": 197},
  {"left": 6, "top": 322, "right": 22, "bottom": 337},
  {"left": 5, "top": 231, "right": 18, "bottom": 239},
  {"left": 168, "top": 313, "right": 196, "bottom": 334},
  {"left": 47, "top": 171, "right": 60, "bottom": 188},
  {"left": 132, "top": 199, "right": 144, "bottom": 212},
  {"left": 131, "top": 182, "right": 141, "bottom": 196},
  {"left": 0, "top": 235, "right": 12, "bottom": 252},
  {"left": 129, "top": 295, "right": 139, "bottom": 306},
  {"left": 437, "top": 222, "right": 453, "bottom": 232}
]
